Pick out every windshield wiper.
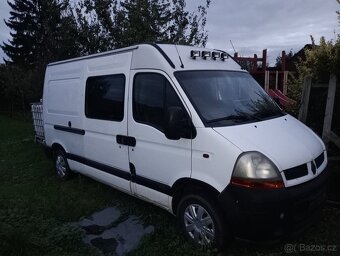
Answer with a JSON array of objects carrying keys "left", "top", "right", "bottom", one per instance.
[
  {"left": 206, "top": 115, "right": 250, "bottom": 124},
  {"left": 243, "top": 112, "right": 263, "bottom": 122}
]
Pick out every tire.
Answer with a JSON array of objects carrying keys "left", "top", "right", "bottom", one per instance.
[
  {"left": 177, "top": 193, "right": 230, "bottom": 250},
  {"left": 53, "top": 149, "right": 73, "bottom": 179}
]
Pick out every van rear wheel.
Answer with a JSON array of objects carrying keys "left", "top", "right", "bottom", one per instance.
[
  {"left": 53, "top": 149, "right": 72, "bottom": 179},
  {"left": 177, "top": 194, "right": 229, "bottom": 250}
]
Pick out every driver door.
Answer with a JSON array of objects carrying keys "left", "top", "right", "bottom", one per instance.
[{"left": 127, "top": 70, "right": 192, "bottom": 208}]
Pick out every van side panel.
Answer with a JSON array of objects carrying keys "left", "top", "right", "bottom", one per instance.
[
  {"left": 191, "top": 128, "right": 241, "bottom": 192},
  {"left": 81, "top": 52, "right": 132, "bottom": 192},
  {"left": 46, "top": 79, "right": 82, "bottom": 117},
  {"left": 43, "top": 62, "right": 85, "bottom": 159}
]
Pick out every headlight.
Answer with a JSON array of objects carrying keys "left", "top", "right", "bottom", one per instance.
[{"left": 231, "top": 152, "right": 284, "bottom": 189}]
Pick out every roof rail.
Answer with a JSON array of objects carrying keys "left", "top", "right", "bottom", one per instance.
[
  {"left": 48, "top": 46, "right": 139, "bottom": 66},
  {"left": 146, "top": 43, "right": 176, "bottom": 69}
]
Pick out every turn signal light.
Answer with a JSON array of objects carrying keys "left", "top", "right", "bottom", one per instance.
[{"left": 230, "top": 177, "right": 285, "bottom": 189}]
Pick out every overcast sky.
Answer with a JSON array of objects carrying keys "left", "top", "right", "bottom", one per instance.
[{"left": 0, "top": 0, "right": 339, "bottom": 65}]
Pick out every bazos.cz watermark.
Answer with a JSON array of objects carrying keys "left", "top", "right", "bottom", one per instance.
[{"left": 284, "top": 243, "right": 338, "bottom": 253}]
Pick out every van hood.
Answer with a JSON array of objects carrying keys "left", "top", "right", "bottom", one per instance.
[{"left": 213, "top": 114, "right": 325, "bottom": 171}]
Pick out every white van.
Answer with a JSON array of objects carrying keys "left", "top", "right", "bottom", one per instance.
[{"left": 34, "top": 44, "right": 329, "bottom": 248}]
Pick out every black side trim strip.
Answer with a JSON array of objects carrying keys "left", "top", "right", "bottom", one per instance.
[
  {"left": 67, "top": 153, "right": 131, "bottom": 180},
  {"left": 54, "top": 125, "right": 85, "bottom": 135},
  {"left": 148, "top": 43, "right": 176, "bottom": 69},
  {"left": 66, "top": 153, "right": 172, "bottom": 195},
  {"left": 135, "top": 175, "right": 172, "bottom": 195}
]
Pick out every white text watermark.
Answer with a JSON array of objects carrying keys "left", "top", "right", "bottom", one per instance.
[{"left": 284, "top": 243, "right": 337, "bottom": 253}]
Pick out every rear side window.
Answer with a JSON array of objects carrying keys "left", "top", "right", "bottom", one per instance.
[
  {"left": 133, "top": 73, "right": 183, "bottom": 132},
  {"left": 85, "top": 74, "right": 125, "bottom": 121}
]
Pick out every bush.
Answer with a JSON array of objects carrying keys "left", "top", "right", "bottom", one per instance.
[{"left": 287, "top": 36, "right": 340, "bottom": 115}]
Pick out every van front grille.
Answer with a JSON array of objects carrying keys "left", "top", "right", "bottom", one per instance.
[
  {"left": 283, "top": 164, "right": 308, "bottom": 180},
  {"left": 283, "top": 152, "right": 325, "bottom": 181},
  {"left": 314, "top": 152, "right": 324, "bottom": 168}
]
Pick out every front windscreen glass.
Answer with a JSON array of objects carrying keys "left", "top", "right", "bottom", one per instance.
[{"left": 175, "top": 71, "right": 285, "bottom": 127}]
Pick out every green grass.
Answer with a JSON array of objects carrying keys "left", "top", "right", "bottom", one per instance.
[{"left": 0, "top": 114, "right": 340, "bottom": 256}]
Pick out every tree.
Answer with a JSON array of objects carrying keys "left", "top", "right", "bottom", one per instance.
[
  {"left": 0, "top": 65, "right": 34, "bottom": 115},
  {"left": 1, "top": 0, "right": 78, "bottom": 67},
  {"left": 281, "top": 2, "right": 340, "bottom": 116},
  {"left": 286, "top": 36, "right": 340, "bottom": 116},
  {"left": 296, "top": 37, "right": 340, "bottom": 82},
  {"left": 275, "top": 50, "right": 294, "bottom": 69},
  {"left": 73, "top": 0, "right": 114, "bottom": 54},
  {"left": 1, "top": 0, "right": 38, "bottom": 66},
  {"left": 1, "top": 0, "right": 211, "bottom": 113},
  {"left": 114, "top": 0, "right": 172, "bottom": 47},
  {"left": 1, "top": 0, "right": 80, "bottom": 113},
  {"left": 37, "top": 0, "right": 79, "bottom": 64},
  {"left": 75, "top": 0, "right": 211, "bottom": 50}
]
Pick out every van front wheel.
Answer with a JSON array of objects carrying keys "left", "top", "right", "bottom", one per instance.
[
  {"left": 177, "top": 194, "right": 229, "bottom": 249},
  {"left": 53, "top": 149, "right": 72, "bottom": 179}
]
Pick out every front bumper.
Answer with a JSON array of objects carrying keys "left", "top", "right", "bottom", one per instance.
[{"left": 218, "top": 167, "right": 329, "bottom": 241}]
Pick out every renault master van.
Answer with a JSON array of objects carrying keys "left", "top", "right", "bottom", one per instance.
[{"left": 33, "top": 44, "right": 328, "bottom": 248}]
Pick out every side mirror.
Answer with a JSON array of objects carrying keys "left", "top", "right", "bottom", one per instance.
[{"left": 164, "top": 107, "right": 190, "bottom": 140}]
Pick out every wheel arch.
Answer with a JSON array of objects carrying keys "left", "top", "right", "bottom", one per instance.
[
  {"left": 171, "top": 178, "right": 220, "bottom": 215},
  {"left": 51, "top": 142, "right": 67, "bottom": 154}
]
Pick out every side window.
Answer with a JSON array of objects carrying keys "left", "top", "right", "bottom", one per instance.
[
  {"left": 85, "top": 74, "right": 125, "bottom": 121},
  {"left": 133, "top": 73, "right": 184, "bottom": 131}
]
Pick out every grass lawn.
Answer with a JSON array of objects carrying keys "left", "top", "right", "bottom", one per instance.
[{"left": 0, "top": 114, "right": 340, "bottom": 256}]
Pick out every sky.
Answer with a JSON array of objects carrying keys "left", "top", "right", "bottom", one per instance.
[{"left": 0, "top": 0, "right": 339, "bottom": 65}]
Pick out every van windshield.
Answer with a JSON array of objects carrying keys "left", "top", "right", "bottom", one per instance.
[{"left": 174, "top": 71, "right": 285, "bottom": 127}]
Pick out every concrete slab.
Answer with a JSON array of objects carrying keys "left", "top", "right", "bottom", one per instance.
[
  {"left": 79, "top": 207, "right": 121, "bottom": 227},
  {"left": 74, "top": 207, "right": 154, "bottom": 255}
]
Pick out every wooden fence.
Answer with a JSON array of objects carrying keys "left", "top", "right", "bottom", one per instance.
[
  {"left": 264, "top": 70, "right": 289, "bottom": 94},
  {"left": 298, "top": 74, "right": 340, "bottom": 149}
]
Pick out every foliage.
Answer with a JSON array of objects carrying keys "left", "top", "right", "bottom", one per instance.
[
  {"left": 0, "top": 64, "right": 44, "bottom": 115},
  {"left": 0, "top": 0, "right": 79, "bottom": 114},
  {"left": 0, "top": 0, "right": 211, "bottom": 113},
  {"left": 1, "top": 0, "right": 78, "bottom": 67},
  {"left": 275, "top": 49, "right": 294, "bottom": 69},
  {"left": 73, "top": 0, "right": 114, "bottom": 54},
  {"left": 287, "top": 36, "right": 340, "bottom": 115},
  {"left": 74, "top": 0, "right": 211, "bottom": 51},
  {"left": 297, "top": 36, "right": 340, "bottom": 81},
  {"left": 280, "top": 1, "right": 340, "bottom": 116}
]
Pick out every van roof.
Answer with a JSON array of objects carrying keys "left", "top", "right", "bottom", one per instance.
[
  {"left": 47, "top": 45, "right": 139, "bottom": 66},
  {"left": 48, "top": 43, "right": 242, "bottom": 72}
]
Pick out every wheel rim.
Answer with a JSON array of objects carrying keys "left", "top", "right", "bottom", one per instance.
[
  {"left": 184, "top": 204, "right": 215, "bottom": 246},
  {"left": 56, "top": 155, "right": 67, "bottom": 177}
]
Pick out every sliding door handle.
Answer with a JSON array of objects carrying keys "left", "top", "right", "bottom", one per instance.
[{"left": 116, "top": 135, "right": 136, "bottom": 147}]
